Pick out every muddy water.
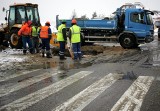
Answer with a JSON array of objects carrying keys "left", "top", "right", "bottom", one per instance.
[
  {"left": 1, "top": 37, "right": 160, "bottom": 78},
  {"left": 139, "top": 37, "right": 160, "bottom": 67}
]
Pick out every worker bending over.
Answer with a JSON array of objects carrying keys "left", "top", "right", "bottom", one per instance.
[{"left": 18, "top": 20, "right": 33, "bottom": 54}]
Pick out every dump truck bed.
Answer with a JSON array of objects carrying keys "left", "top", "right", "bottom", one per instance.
[{"left": 59, "top": 19, "right": 117, "bottom": 30}]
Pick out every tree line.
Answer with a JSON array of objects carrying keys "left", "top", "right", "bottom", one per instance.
[{"left": 71, "top": 9, "right": 112, "bottom": 20}]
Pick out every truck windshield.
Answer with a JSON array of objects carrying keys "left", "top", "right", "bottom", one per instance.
[
  {"left": 146, "top": 12, "right": 153, "bottom": 25},
  {"left": 26, "top": 6, "right": 40, "bottom": 24}
]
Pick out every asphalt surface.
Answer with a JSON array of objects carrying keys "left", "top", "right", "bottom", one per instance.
[{"left": 0, "top": 36, "right": 160, "bottom": 111}]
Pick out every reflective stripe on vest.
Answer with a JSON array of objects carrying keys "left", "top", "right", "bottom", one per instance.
[
  {"left": 32, "top": 26, "right": 40, "bottom": 37},
  {"left": 40, "top": 26, "right": 49, "bottom": 38},
  {"left": 57, "top": 24, "right": 66, "bottom": 41},
  {"left": 70, "top": 25, "right": 81, "bottom": 43}
]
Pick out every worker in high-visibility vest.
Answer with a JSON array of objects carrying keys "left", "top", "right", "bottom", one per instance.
[
  {"left": 57, "top": 20, "right": 67, "bottom": 60},
  {"left": 18, "top": 20, "right": 33, "bottom": 54},
  {"left": 31, "top": 23, "right": 40, "bottom": 53},
  {"left": 68, "top": 19, "right": 82, "bottom": 60},
  {"left": 39, "top": 21, "right": 52, "bottom": 58}
]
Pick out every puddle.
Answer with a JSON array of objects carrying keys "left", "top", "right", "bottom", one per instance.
[
  {"left": 121, "top": 71, "right": 137, "bottom": 80},
  {"left": 41, "top": 60, "right": 92, "bottom": 70}
]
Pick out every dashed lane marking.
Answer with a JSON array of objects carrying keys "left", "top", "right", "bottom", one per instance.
[
  {"left": 53, "top": 73, "right": 123, "bottom": 111},
  {"left": 111, "top": 76, "right": 154, "bottom": 111},
  {"left": 0, "top": 71, "right": 93, "bottom": 111}
]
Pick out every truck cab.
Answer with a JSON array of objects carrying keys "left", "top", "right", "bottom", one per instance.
[{"left": 118, "top": 8, "right": 154, "bottom": 48}]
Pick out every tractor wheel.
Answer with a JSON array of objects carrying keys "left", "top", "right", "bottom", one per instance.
[
  {"left": 119, "top": 34, "right": 135, "bottom": 49},
  {"left": 10, "top": 29, "right": 23, "bottom": 49}
]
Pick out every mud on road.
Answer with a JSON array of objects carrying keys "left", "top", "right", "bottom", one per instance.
[{"left": 0, "top": 44, "right": 139, "bottom": 78}]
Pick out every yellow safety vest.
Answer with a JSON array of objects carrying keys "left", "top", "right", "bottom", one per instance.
[
  {"left": 57, "top": 24, "right": 66, "bottom": 41},
  {"left": 32, "top": 26, "right": 40, "bottom": 37},
  {"left": 70, "top": 25, "right": 81, "bottom": 43}
]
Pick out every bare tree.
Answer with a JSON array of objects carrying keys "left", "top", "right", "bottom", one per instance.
[
  {"left": 98, "top": 14, "right": 105, "bottom": 19},
  {"left": 92, "top": 12, "right": 97, "bottom": 19},
  {"left": 80, "top": 14, "right": 89, "bottom": 20},
  {"left": 71, "top": 9, "right": 77, "bottom": 19}
]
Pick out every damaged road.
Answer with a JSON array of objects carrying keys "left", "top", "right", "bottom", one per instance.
[{"left": 0, "top": 37, "right": 160, "bottom": 111}]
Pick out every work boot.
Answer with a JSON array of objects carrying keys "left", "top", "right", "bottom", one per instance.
[
  {"left": 29, "top": 48, "right": 34, "bottom": 54},
  {"left": 46, "top": 50, "right": 52, "bottom": 58},
  {"left": 60, "top": 55, "right": 66, "bottom": 60},
  {"left": 42, "top": 53, "right": 45, "bottom": 57},
  {"left": 47, "top": 52, "right": 52, "bottom": 58},
  {"left": 41, "top": 49, "right": 45, "bottom": 57},
  {"left": 23, "top": 50, "right": 27, "bottom": 55},
  {"left": 36, "top": 49, "right": 39, "bottom": 53}
]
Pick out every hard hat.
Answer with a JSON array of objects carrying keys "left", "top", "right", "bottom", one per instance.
[
  {"left": 61, "top": 19, "right": 66, "bottom": 23},
  {"left": 45, "top": 21, "right": 51, "bottom": 26},
  {"left": 27, "top": 20, "right": 32, "bottom": 26},
  {"left": 71, "top": 19, "right": 77, "bottom": 24}
]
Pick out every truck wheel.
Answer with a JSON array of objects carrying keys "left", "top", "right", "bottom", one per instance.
[
  {"left": 158, "top": 35, "right": 160, "bottom": 41},
  {"left": 120, "top": 34, "right": 135, "bottom": 49},
  {"left": 10, "top": 29, "right": 23, "bottom": 49}
]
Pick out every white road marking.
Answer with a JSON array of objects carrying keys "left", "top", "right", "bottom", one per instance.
[
  {"left": 0, "top": 69, "right": 41, "bottom": 82},
  {"left": 0, "top": 70, "right": 61, "bottom": 97},
  {"left": 53, "top": 73, "right": 123, "bottom": 111},
  {"left": 111, "top": 76, "right": 154, "bottom": 111},
  {"left": 0, "top": 71, "right": 93, "bottom": 111}
]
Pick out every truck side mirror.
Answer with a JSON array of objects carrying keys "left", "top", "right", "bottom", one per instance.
[
  {"left": 151, "top": 12, "right": 154, "bottom": 15},
  {"left": 2, "top": 7, "right": 5, "bottom": 12},
  {"left": 5, "top": 17, "right": 7, "bottom": 21}
]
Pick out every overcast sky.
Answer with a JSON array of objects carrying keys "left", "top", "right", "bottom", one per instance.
[{"left": 0, "top": 0, "right": 160, "bottom": 26}]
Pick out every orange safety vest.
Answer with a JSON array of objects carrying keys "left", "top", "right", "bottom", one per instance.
[
  {"left": 40, "top": 26, "right": 49, "bottom": 38},
  {"left": 18, "top": 24, "right": 31, "bottom": 36}
]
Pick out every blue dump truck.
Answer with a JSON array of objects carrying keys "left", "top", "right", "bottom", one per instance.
[{"left": 56, "top": 4, "right": 154, "bottom": 49}]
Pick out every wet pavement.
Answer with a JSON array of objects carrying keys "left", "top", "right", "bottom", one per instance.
[{"left": 0, "top": 35, "right": 160, "bottom": 111}]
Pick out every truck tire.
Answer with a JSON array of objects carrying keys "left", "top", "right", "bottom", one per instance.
[
  {"left": 0, "top": 32, "right": 4, "bottom": 45},
  {"left": 0, "top": 32, "right": 9, "bottom": 47},
  {"left": 10, "top": 29, "right": 23, "bottom": 49},
  {"left": 119, "top": 34, "right": 135, "bottom": 49}
]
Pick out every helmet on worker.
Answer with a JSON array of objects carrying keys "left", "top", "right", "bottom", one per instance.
[
  {"left": 71, "top": 19, "right": 77, "bottom": 24},
  {"left": 45, "top": 21, "right": 51, "bottom": 26}
]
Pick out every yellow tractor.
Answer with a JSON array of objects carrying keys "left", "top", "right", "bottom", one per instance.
[
  {"left": 1, "top": 3, "right": 60, "bottom": 49},
  {"left": 1, "top": 3, "right": 40, "bottom": 49}
]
